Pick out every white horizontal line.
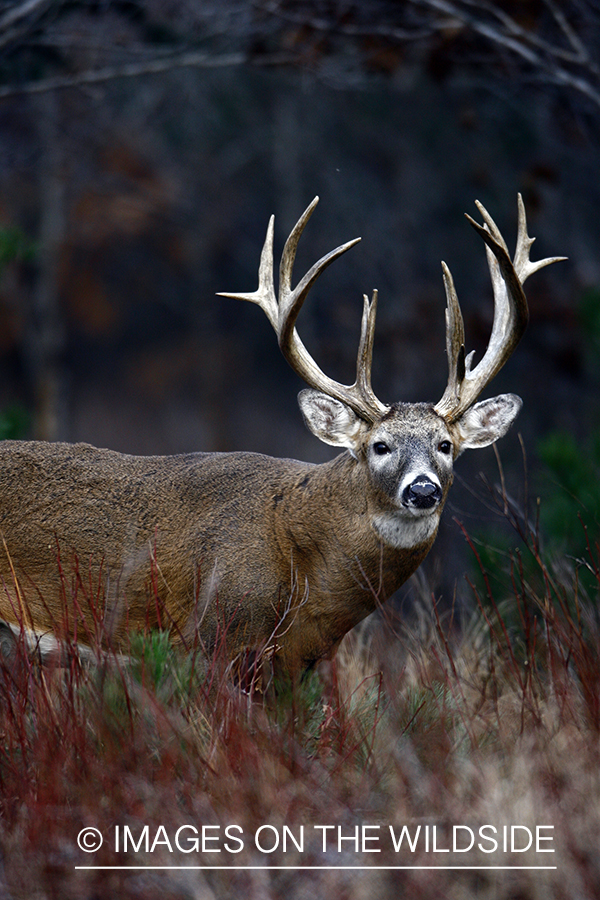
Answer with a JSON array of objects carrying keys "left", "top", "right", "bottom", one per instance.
[{"left": 75, "top": 865, "right": 557, "bottom": 871}]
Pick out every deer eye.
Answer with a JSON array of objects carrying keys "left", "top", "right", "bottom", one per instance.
[
  {"left": 438, "top": 440, "right": 452, "bottom": 455},
  {"left": 373, "top": 441, "right": 391, "bottom": 456}
]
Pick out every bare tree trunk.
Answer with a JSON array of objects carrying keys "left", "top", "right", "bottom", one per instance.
[{"left": 28, "top": 92, "right": 67, "bottom": 441}]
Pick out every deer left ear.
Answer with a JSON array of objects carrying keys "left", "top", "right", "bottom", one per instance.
[
  {"left": 454, "top": 393, "right": 522, "bottom": 452},
  {"left": 298, "top": 389, "right": 369, "bottom": 451}
]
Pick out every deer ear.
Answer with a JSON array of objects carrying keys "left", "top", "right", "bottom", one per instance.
[
  {"left": 454, "top": 393, "right": 522, "bottom": 452},
  {"left": 298, "top": 389, "right": 368, "bottom": 450}
]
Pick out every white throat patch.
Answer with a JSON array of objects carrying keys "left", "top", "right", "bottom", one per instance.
[{"left": 372, "top": 510, "right": 440, "bottom": 549}]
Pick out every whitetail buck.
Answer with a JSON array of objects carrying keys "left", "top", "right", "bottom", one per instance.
[{"left": 0, "top": 196, "right": 563, "bottom": 677}]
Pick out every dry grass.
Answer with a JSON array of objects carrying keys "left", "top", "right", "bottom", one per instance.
[{"left": 0, "top": 503, "right": 599, "bottom": 899}]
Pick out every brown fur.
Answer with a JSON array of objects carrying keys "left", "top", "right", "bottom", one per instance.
[{"left": 0, "top": 439, "right": 439, "bottom": 675}]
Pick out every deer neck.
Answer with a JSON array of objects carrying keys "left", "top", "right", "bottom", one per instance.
[{"left": 276, "top": 451, "right": 439, "bottom": 585}]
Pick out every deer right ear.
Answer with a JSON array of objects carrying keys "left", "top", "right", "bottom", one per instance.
[
  {"left": 298, "top": 389, "right": 368, "bottom": 451},
  {"left": 454, "top": 393, "right": 522, "bottom": 452}
]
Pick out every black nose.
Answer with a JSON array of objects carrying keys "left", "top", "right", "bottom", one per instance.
[{"left": 402, "top": 476, "right": 442, "bottom": 510}]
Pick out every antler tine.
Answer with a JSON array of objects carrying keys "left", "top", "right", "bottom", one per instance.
[
  {"left": 277, "top": 197, "right": 362, "bottom": 349},
  {"left": 219, "top": 197, "right": 389, "bottom": 424},
  {"left": 354, "top": 290, "right": 388, "bottom": 415},
  {"left": 217, "top": 213, "right": 279, "bottom": 329},
  {"left": 513, "top": 193, "right": 568, "bottom": 281},
  {"left": 434, "top": 196, "right": 566, "bottom": 423},
  {"left": 434, "top": 262, "right": 467, "bottom": 415},
  {"left": 279, "top": 196, "right": 319, "bottom": 304}
]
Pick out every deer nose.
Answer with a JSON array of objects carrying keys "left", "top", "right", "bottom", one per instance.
[{"left": 402, "top": 476, "right": 442, "bottom": 510}]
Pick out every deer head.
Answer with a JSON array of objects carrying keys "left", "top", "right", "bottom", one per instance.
[{"left": 219, "top": 197, "right": 564, "bottom": 539}]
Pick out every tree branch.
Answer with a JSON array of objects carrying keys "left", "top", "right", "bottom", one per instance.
[
  {"left": 410, "top": 0, "right": 600, "bottom": 109},
  {"left": 0, "top": 49, "right": 297, "bottom": 99},
  {"left": 0, "top": 0, "right": 57, "bottom": 50}
]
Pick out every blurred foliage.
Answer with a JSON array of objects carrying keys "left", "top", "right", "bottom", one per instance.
[
  {"left": 579, "top": 286, "right": 600, "bottom": 340},
  {"left": 470, "top": 285, "right": 600, "bottom": 617},
  {"left": 269, "top": 668, "right": 329, "bottom": 751},
  {"left": 537, "top": 285, "right": 600, "bottom": 553},
  {"left": 538, "top": 428, "right": 600, "bottom": 550},
  {"left": 0, "top": 405, "right": 29, "bottom": 440},
  {"left": 579, "top": 286, "right": 600, "bottom": 380},
  {"left": 0, "top": 224, "right": 35, "bottom": 273},
  {"left": 128, "top": 629, "right": 207, "bottom": 708},
  {"left": 0, "top": 225, "right": 34, "bottom": 440}
]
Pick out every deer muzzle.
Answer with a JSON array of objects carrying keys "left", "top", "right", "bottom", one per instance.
[{"left": 402, "top": 476, "right": 443, "bottom": 511}]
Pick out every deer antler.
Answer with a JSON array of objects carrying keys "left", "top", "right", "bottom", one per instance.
[
  {"left": 434, "top": 195, "right": 566, "bottom": 423},
  {"left": 218, "top": 196, "right": 389, "bottom": 424}
]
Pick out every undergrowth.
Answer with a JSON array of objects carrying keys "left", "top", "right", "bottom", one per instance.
[{"left": 0, "top": 487, "right": 599, "bottom": 899}]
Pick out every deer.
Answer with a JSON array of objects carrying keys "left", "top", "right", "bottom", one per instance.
[{"left": 0, "top": 196, "right": 563, "bottom": 679}]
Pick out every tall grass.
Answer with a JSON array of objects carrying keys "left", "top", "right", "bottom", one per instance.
[{"left": 0, "top": 486, "right": 599, "bottom": 899}]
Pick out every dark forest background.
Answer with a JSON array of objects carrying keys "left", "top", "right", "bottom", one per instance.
[{"left": 0, "top": 0, "right": 598, "bottom": 601}]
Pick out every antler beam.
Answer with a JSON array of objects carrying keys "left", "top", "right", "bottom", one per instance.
[
  {"left": 218, "top": 196, "right": 389, "bottom": 424},
  {"left": 434, "top": 195, "right": 566, "bottom": 423}
]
